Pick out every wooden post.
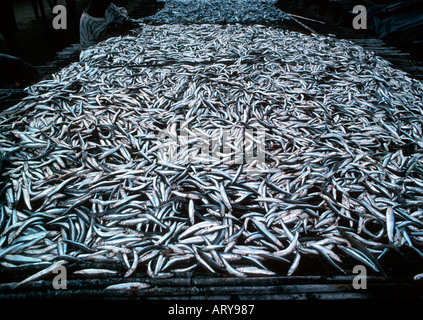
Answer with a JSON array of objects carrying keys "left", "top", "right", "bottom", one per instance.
[
  {"left": 38, "top": 0, "right": 47, "bottom": 21},
  {"left": 30, "top": 0, "right": 40, "bottom": 18}
]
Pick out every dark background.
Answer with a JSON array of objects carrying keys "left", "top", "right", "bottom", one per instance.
[
  {"left": 0, "top": 0, "right": 139, "bottom": 66},
  {"left": 0, "top": 0, "right": 422, "bottom": 74}
]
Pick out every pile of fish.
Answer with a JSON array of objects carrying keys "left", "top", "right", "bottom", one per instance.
[
  {"left": 1, "top": 23, "right": 423, "bottom": 283},
  {"left": 139, "top": 0, "right": 289, "bottom": 25}
]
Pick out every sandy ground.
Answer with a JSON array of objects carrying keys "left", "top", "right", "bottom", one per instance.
[{"left": 0, "top": 0, "right": 140, "bottom": 66}]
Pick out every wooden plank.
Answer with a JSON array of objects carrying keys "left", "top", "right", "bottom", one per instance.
[{"left": 1, "top": 271, "right": 422, "bottom": 299}]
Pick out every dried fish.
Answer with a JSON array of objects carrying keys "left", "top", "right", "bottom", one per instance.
[{"left": 0, "top": 19, "right": 423, "bottom": 282}]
